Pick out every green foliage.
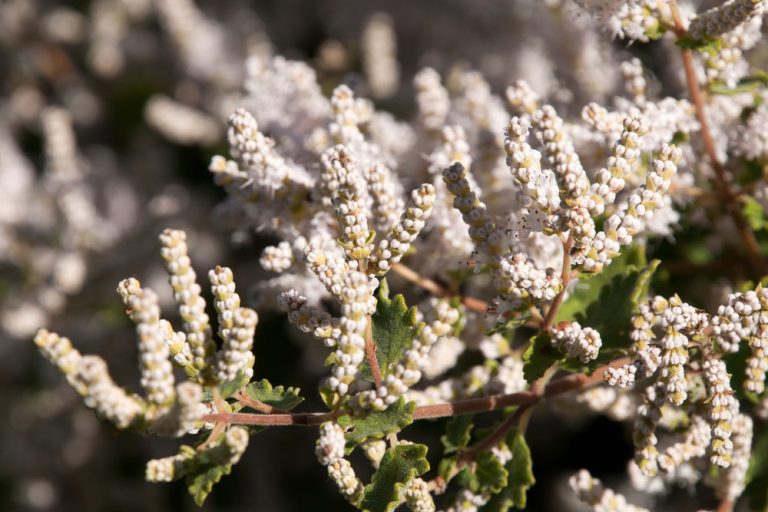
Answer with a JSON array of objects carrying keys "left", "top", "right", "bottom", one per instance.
[
  {"left": 217, "top": 370, "right": 251, "bottom": 399},
  {"left": 479, "top": 431, "right": 536, "bottom": 511},
  {"left": 746, "top": 427, "right": 768, "bottom": 511},
  {"left": 362, "top": 279, "right": 423, "bottom": 381},
  {"left": 441, "top": 415, "right": 475, "bottom": 454},
  {"left": 475, "top": 451, "right": 508, "bottom": 494},
  {"left": 187, "top": 460, "right": 234, "bottom": 507},
  {"left": 742, "top": 196, "right": 768, "bottom": 232},
  {"left": 360, "top": 443, "right": 430, "bottom": 512},
  {"left": 557, "top": 245, "right": 646, "bottom": 322},
  {"left": 676, "top": 34, "right": 721, "bottom": 55},
  {"left": 710, "top": 71, "right": 768, "bottom": 96},
  {"left": 487, "top": 314, "right": 529, "bottom": 337},
  {"left": 522, "top": 333, "right": 559, "bottom": 382},
  {"left": 338, "top": 397, "right": 415, "bottom": 453},
  {"left": 507, "top": 431, "right": 535, "bottom": 508},
  {"left": 555, "top": 245, "right": 659, "bottom": 373},
  {"left": 724, "top": 342, "right": 759, "bottom": 404},
  {"left": 243, "top": 379, "right": 304, "bottom": 412}
]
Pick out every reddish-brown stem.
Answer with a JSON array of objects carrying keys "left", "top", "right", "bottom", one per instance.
[
  {"left": 541, "top": 233, "right": 574, "bottom": 333},
  {"left": 669, "top": 0, "right": 766, "bottom": 276},
  {"left": 717, "top": 499, "right": 734, "bottom": 512},
  {"left": 391, "top": 262, "right": 490, "bottom": 314},
  {"left": 202, "top": 357, "right": 629, "bottom": 427}
]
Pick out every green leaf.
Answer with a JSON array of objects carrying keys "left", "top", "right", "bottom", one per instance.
[
  {"left": 487, "top": 314, "right": 529, "bottom": 337},
  {"left": 214, "top": 369, "right": 251, "bottom": 400},
  {"left": 438, "top": 457, "right": 459, "bottom": 483},
  {"left": 362, "top": 279, "right": 423, "bottom": 381},
  {"left": 186, "top": 462, "right": 233, "bottom": 506},
  {"left": 522, "top": 333, "right": 561, "bottom": 383},
  {"left": 557, "top": 245, "right": 646, "bottom": 322},
  {"left": 360, "top": 443, "right": 430, "bottom": 512},
  {"left": 711, "top": 72, "right": 768, "bottom": 96},
  {"left": 644, "top": 21, "right": 666, "bottom": 40},
  {"left": 571, "top": 260, "right": 660, "bottom": 365},
  {"left": 746, "top": 427, "right": 768, "bottom": 510},
  {"left": 676, "top": 34, "right": 721, "bottom": 55},
  {"left": 476, "top": 451, "right": 508, "bottom": 494},
  {"left": 243, "top": 379, "right": 304, "bottom": 412},
  {"left": 338, "top": 398, "right": 415, "bottom": 453},
  {"left": 441, "top": 415, "right": 474, "bottom": 454},
  {"left": 742, "top": 196, "right": 768, "bottom": 232},
  {"left": 555, "top": 246, "right": 659, "bottom": 373},
  {"left": 724, "top": 341, "right": 759, "bottom": 404},
  {"left": 507, "top": 431, "right": 535, "bottom": 509}
]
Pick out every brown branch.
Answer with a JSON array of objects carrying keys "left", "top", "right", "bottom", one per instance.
[
  {"left": 540, "top": 233, "right": 574, "bottom": 333},
  {"left": 391, "top": 262, "right": 489, "bottom": 314},
  {"left": 202, "top": 357, "right": 630, "bottom": 427},
  {"left": 669, "top": 0, "right": 766, "bottom": 276}
]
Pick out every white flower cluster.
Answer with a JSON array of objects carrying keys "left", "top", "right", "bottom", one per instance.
[
  {"left": 209, "top": 266, "right": 257, "bottom": 383},
  {"left": 159, "top": 229, "right": 216, "bottom": 375},
  {"left": 117, "top": 277, "right": 176, "bottom": 409},
  {"left": 703, "top": 358, "right": 739, "bottom": 468},
  {"left": 712, "top": 286, "right": 768, "bottom": 393},
  {"left": 569, "top": 469, "right": 649, "bottom": 512},
  {"left": 315, "top": 422, "right": 364, "bottom": 502},
  {"left": 404, "top": 478, "right": 436, "bottom": 512},
  {"left": 33, "top": 229, "right": 261, "bottom": 439},
  {"left": 688, "top": 0, "right": 764, "bottom": 41},
  {"left": 146, "top": 426, "right": 249, "bottom": 483},
  {"left": 506, "top": 110, "right": 680, "bottom": 274},
  {"left": 552, "top": 321, "right": 602, "bottom": 363},
  {"left": 278, "top": 289, "right": 339, "bottom": 347}
]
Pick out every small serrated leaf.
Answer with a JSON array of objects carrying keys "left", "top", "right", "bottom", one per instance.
[
  {"left": 522, "top": 333, "right": 561, "bottom": 383},
  {"left": 555, "top": 246, "right": 659, "bottom": 374},
  {"left": 243, "top": 379, "right": 304, "bottom": 412},
  {"left": 508, "top": 430, "right": 535, "bottom": 509},
  {"left": 186, "top": 463, "right": 233, "bottom": 506},
  {"left": 339, "top": 398, "right": 415, "bottom": 453},
  {"left": 476, "top": 451, "right": 508, "bottom": 494},
  {"left": 362, "top": 279, "right": 424, "bottom": 381},
  {"left": 556, "top": 245, "right": 646, "bottom": 323},
  {"left": 360, "top": 443, "right": 430, "bottom": 512},
  {"left": 221, "top": 373, "right": 250, "bottom": 399},
  {"left": 441, "top": 415, "right": 474, "bottom": 454},
  {"left": 438, "top": 457, "right": 459, "bottom": 483}
]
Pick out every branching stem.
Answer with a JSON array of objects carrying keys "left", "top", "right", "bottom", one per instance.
[
  {"left": 668, "top": 0, "right": 766, "bottom": 276},
  {"left": 202, "top": 357, "right": 629, "bottom": 426}
]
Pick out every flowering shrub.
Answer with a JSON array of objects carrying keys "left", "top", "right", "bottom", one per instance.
[{"left": 17, "top": 0, "right": 768, "bottom": 510}]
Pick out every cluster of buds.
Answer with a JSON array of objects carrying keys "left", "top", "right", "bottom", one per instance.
[
  {"left": 506, "top": 109, "right": 679, "bottom": 274},
  {"left": 603, "top": 294, "right": 749, "bottom": 478},
  {"left": 712, "top": 286, "right": 768, "bottom": 394},
  {"left": 569, "top": 469, "right": 649, "bottom": 512},
  {"left": 552, "top": 322, "right": 602, "bottom": 364},
  {"left": 688, "top": 0, "right": 765, "bottom": 40},
  {"left": 315, "top": 422, "right": 364, "bottom": 503},
  {"left": 32, "top": 229, "right": 261, "bottom": 441}
]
